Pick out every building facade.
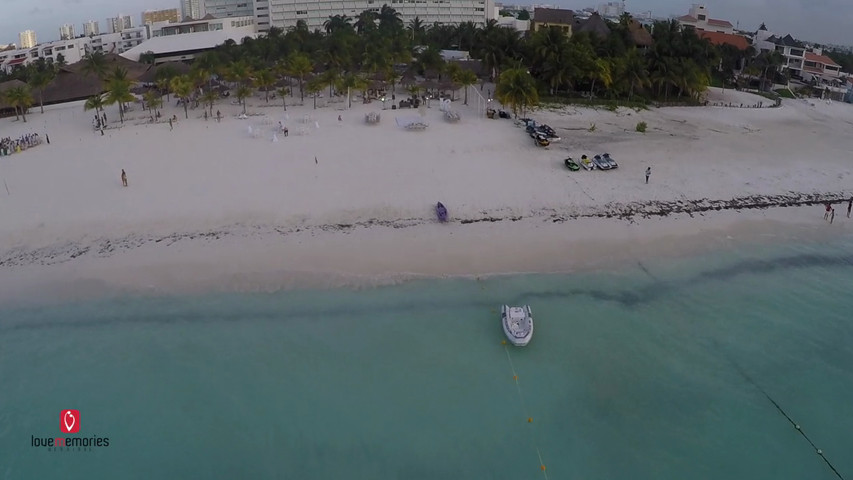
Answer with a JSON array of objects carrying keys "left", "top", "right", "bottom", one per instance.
[
  {"left": 676, "top": 4, "right": 733, "bottom": 35},
  {"left": 181, "top": 0, "right": 207, "bottom": 19},
  {"left": 205, "top": 0, "right": 255, "bottom": 19},
  {"left": 59, "top": 24, "right": 75, "bottom": 40},
  {"left": 83, "top": 20, "right": 100, "bottom": 36},
  {"left": 254, "top": 0, "right": 494, "bottom": 34},
  {"left": 19, "top": 30, "right": 37, "bottom": 49},
  {"left": 148, "top": 15, "right": 255, "bottom": 37},
  {"left": 142, "top": 9, "right": 181, "bottom": 25},
  {"left": 107, "top": 15, "right": 134, "bottom": 34},
  {"left": 530, "top": 7, "right": 573, "bottom": 33}
]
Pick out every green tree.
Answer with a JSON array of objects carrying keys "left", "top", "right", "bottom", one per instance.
[
  {"left": 201, "top": 89, "right": 219, "bottom": 116},
  {"left": 254, "top": 69, "right": 276, "bottom": 103},
  {"left": 170, "top": 75, "right": 194, "bottom": 119},
  {"left": 29, "top": 68, "right": 55, "bottom": 113},
  {"left": 3, "top": 85, "right": 34, "bottom": 122},
  {"left": 455, "top": 69, "right": 478, "bottom": 105},
  {"left": 286, "top": 53, "right": 313, "bottom": 103},
  {"left": 143, "top": 90, "right": 163, "bottom": 117},
  {"left": 235, "top": 84, "right": 253, "bottom": 114},
  {"left": 84, "top": 94, "right": 105, "bottom": 115},
  {"left": 276, "top": 87, "right": 290, "bottom": 111},
  {"left": 306, "top": 76, "right": 324, "bottom": 109},
  {"left": 104, "top": 72, "right": 134, "bottom": 124},
  {"left": 495, "top": 68, "right": 538, "bottom": 117}
]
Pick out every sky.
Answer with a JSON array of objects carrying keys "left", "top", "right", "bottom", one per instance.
[{"left": 1, "top": 0, "right": 852, "bottom": 47}]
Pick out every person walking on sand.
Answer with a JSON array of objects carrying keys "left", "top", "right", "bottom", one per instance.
[
  {"left": 121, "top": 169, "right": 128, "bottom": 187},
  {"left": 169, "top": 118, "right": 173, "bottom": 130},
  {"left": 216, "top": 110, "right": 221, "bottom": 123},
  {"left": 645, "top": 166, "right": 651, "bottom": 184},
  {"left": 830, "top": 207, "right": 835, "bottom": 224},
  {"left": 824, "top": 202, "right": 832, "bottom": 220},
  {"left": 315, "top": 156, "right": 318, "bottom": 165}
]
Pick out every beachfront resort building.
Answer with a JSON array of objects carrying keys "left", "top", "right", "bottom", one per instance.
[
  {"left": 18, "top": 30, "right": 37, "bottom": 49},
  {"left": 142, "top": 9, "right": 181, "bottom": 25},
  {"left": 83, "top": 20, "right": 100, "bottom": 37},
  {"left": 122, "top": 16, "right": 256, "bottom": 64},
  {"left": 676, "top": 4, "right": 734, "bottom": 35},
  {"left": 0, "top": 26, "right": 150, "bottom": 73},
  {"left": 254, "top": 0, "right": 495, "bottom": 34},
  {"left": 60, "top": 24, "right": 75, "bottom": 41},
  {"left": 753, "top": 25, "right": 843, "bottom": 83}
]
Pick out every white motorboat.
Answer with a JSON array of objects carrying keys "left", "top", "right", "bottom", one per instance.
[{"left": 502, "top": 305, "right": 533, "bottom": 346}]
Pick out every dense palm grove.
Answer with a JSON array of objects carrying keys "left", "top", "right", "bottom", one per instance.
[{"left": 3, "top": 6, "right": 779, "bottom": 121}]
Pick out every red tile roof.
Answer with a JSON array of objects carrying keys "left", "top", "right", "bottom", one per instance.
[
  {"left": 707, "top": 18, "right": 733, "bottom": 28},
  {"left": 698, "top": 31, "right": 749, "bottom": 50},
  {"left": 805, "top": 52, "right": 840, "bottom": 67},
  {"left": 5, "top": 57, "right": 27, "bottom": 65}
]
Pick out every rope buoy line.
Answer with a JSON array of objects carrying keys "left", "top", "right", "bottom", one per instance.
[
  {"left": 732, "top": 361, "right": 845, "bottom": 480},
  {"left": 503, "top": 343, "right": 549, "bottom": 479}
]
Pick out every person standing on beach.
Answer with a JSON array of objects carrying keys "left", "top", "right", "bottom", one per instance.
[
  {"left": 830, "top": 208, "right": 835, "bottom": 224},
  {"left": 645, "top": 167, "right": 651, "bottom": 184},
  {"left": 46, "top": 133, "right": 50, "bottom": 144},
  {"left": 121, "top": 169, "right": 128, "bottom": 187},
  {"left": 824, "top": 202, "right": 832, "bottom": 220},
  {"left": 169, "top": 118, "right": 173, "bottom": 131},
  {"left": 216, "top": 110, "right": 221, "bottom": 123}
]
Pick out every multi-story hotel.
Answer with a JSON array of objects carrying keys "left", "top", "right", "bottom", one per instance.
[
  {"left": 18, "top": 30, "right": 37, "bottom": 49},
  {"left": 107, "top": 15, "right": 134, "bottom": 33},
  {"left": 181, "top": 0, "right": 207, "bottom": 19},
  {"left": 59, "top": 24, "right": 75, "bottom": 40},
  {"left": 253, "top": 0, "right": 495, "bottom": 33},
  {"left": 83, "top": 20, "right": 100, "bottom": 37}
]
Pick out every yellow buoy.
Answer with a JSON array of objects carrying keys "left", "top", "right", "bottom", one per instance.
[
  {"left": 501, "top": 340, "right": 507, "bottom": 345},
  {"left": 513, "top": 375, "right": 518, "bottom": 381},
  {"left": 528, "top": 417, "right": 533, "bottom": 423},
  {"left": 541, "top": 465, "right": 546, "bottom": 471}
]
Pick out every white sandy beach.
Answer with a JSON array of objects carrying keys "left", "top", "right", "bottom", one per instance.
[{"left": 1, "top": 87, "right": 851, "bottom": 301}]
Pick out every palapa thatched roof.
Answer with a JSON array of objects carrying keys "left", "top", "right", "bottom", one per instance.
[
  {"left": 628, "top": 20, "right": 653, "bottom": 47},
  {"left": 574, "top": 13, "right": 610, "bottom": 39},
  {"left": 452, "top": 60, "right": 485, "bottom": 77},
  {"left": 40, "top": 70, "right": 104, "bottom": 105},
  {"left": 64, "top": 53, "right": 148, "bottom": 80}
]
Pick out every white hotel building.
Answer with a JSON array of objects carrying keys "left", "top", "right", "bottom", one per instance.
[{"left": 253, "top": 0, "right": 495, "bottom": 33}]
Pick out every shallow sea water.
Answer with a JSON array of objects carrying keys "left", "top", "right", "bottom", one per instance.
[{"left": 1, "top": 235, "right": 852, "bottom": 479}]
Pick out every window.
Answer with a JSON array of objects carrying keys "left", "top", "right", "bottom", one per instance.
[
  {"left": 296, "top": 10, "right": 307, "bottom": 14},
  {"left": 697, "top": 14, "right": 706, "bottom": 20}
]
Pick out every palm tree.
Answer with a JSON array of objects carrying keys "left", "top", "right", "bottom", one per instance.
[
  {"left": 336, "top": 72, "right": 368, "bottom": 108},
  {"left": 81, "top": 51, "right": 108, "bottom": 79},
  {"left": 306, "top": 76, "right": 325, "bottom": 110},
  {"left": 254, "top": 69, "right": 276, "bottom": 103},
  {"left": 623, "top": 48, "right": 649, "bottom": 100},
  {"left": 323, "top": 14, "right": 352, "bottom": 35},
  {"left": 286, "top": 53, "right": 313, "bottom": 103},
  {"left": 84, "top": 94, "right": 105, "bottom": 116},
  {"left": 407, "top": 16, "right": 426, "bottom": 42},
  {"left": 456, "top": 69, "right": 478, "bottom": 105},
  {"left": 143, "top": 90, "right": 162, "bottom": 117},
  {"left": 55, "top": 53, "right": 67, "bottom": 68},
  {"left": 276, "top": 87, "right": 289, "bottom": 111},
  {"left": 29, "top": 68, "right": 55, "bottom": 113},
  {"left": 104, "top": 75, "right": 134, "bottom": 124},
  {"left": 495, "top": 68, "right": 538, "bottom": 118},
  {"left": 235, "top": 84, "right": 253, "bottom": 114},
  {"left": 377, "top": 4, "right": 403, "bottom": 32},
  {"left": 201, "top": 89, "right": 219, "bottom": 116},
  {"left": 587, "top": 58, "right": 612, "bottom": 98},
  {"left": 3, "top": 85, "right": 34, "bottom": 122},
  {"left": 354, "top": 10, "right": 376, "bottom": 34},
  {"left": 170, "top": 75, "right": 194, "bottom": 119}
]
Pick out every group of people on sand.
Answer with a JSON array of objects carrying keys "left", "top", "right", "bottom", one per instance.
[
  {"left": 824, "top": 198, "right": 853, "bottom": 224},
  {"left": 0, "top": 133, "right": 44, "bottom": 156}
]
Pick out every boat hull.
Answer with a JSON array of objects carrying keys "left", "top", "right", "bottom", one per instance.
[{"left": 501, "top": 305, "right": 533, "bottom": 346}]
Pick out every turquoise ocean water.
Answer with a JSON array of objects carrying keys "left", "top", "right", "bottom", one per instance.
[{"left": 2, "top": 235, "right": 853, "bottom": 479}]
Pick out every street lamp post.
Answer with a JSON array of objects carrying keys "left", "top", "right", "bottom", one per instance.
[{"left": 381, "top": 96, "right": 386, "bottom": 110}]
